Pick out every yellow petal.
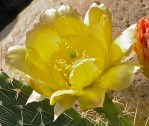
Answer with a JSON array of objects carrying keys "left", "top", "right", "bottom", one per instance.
[
  {"left": 27, "top": 76, "right": 53, "bottom": 97},
  {"left": 84, "top": 3, "right": 112, "bottom": 51},
  {"left": 69, "top": 58, "right": 101, "bottom": 88},
  {"left": 84, "top": 6, "right": 104, "bottom": 25},
  {"left": 99, "top": 15, "right": 112, "bottom": 50},
  {"left": 5, "top": 46, "right": 28, "bottom": 73},
  {"left": 50, "top": 89, "right": 83, "bottom": 105},
  {"left": 89, "top": 24, "right": 109, "bottom": 54},
  {"left": 54, "top": 97, "right": 76, "bottom": 121},
  {"left": 25, "top": 50, "right": 66, "bottom": 90},
  {"left": 107, "top": 43, "right": 123, "bottom": 66},
  {"left": 97, "top": 3, "right": 112, "bottom": 24},
  {"left": 79, "top": 86, "right": 106, "bottom": 109},
  {"left": 26, "top": 22, "right": 60, "bottom": 63},
  {"left": 84, "top": 3, "right": 112, "bottom": 26},
  {"left": 98, "top": 63, "right": 137, "bottom": 90},
  {"left": 54, "top": 16, "right": 87, "bottom": 36}
]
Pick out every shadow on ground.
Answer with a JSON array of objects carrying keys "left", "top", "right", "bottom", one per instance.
[{"left": 0, "top": 0, "right": 32, "bottom": 39}]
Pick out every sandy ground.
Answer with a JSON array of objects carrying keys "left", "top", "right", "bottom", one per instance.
[{"left": 0, "top": 0, "right": 149, "bottom": 125}]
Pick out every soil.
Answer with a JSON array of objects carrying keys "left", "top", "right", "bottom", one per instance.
[{"left": 0, "top": 0, "right": 149, "bottom": 126}]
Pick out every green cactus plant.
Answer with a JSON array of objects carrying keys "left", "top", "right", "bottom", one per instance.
[{"left": 95, "top": 96, "right": 133, "bottom": 126}]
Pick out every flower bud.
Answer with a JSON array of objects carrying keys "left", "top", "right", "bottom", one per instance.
[{"left": 134, "top": 17, "right": 149, "bottom": 77}]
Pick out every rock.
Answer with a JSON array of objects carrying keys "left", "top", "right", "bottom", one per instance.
[{"left": 0, "top": 0, "right": 149, "bottom": 126}]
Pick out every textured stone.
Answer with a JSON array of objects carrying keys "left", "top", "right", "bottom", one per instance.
[{"left": 0, "top": 0, "right": 149, "bottom": 125}]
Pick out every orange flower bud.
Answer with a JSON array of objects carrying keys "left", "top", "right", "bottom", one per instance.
[{"left": 134, "top": 17, "right": 149, "bottom": 77}]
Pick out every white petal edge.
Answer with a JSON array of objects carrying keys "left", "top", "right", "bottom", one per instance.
[
  {"left": 134, "top": 66, "right": 140, "bottom": 73},
  {"left": 53, "top": 98, "right": 76, "bottom": 121},
  {"left": 40, "top": 4, "right": 80, "bottom": 25},
  {"left": 114, "top": 24, "right": 137, "bottom": 53},
  {"left": 26, "top": 90, "right": 45, "bottom": 104}
]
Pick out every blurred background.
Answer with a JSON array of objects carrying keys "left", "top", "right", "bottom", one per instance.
[{"left": 0, "top": 0, "right": 32, "bottom": 31}]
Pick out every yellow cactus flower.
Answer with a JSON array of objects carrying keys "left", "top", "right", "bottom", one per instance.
[
  {"left": 5, "top": 3, "right": 138, "bottom": 120},
  {"left": 134, "top": 17, "right": 149, "bottom": 77}
]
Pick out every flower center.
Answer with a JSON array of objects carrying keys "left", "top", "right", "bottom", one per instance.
[
  {"left": 69, "top": 51, "right": 77, "bottom": 59},
  {"left": 49, "top": 37, "right": 91, "bottom": 85}
]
